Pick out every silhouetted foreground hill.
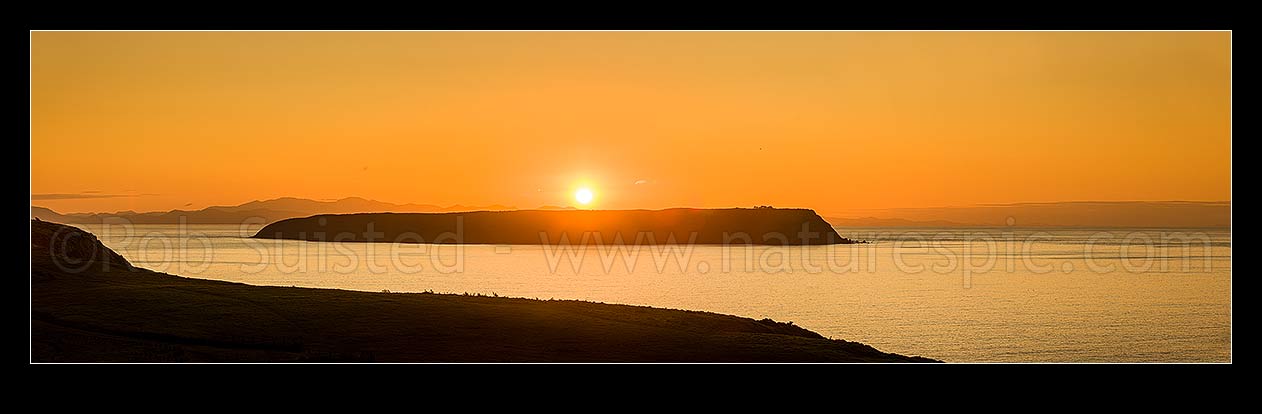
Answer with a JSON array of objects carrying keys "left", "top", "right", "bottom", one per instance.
[
  {"left": 255, "top": 208, "right": 856, "bottom": 245},
  {"left": 31, "top": 220, "right": 933, "bottom": 362}
]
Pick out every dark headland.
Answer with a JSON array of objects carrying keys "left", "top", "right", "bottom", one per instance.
[
  {"left": 31, "top": 220, "right": 932, "bottom": 362},
  {"left": 254, "top": 208, "right": 857, "bottom": 245}
]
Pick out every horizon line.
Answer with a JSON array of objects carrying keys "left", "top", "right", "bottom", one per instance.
[{"left": 31, "top": 196, "right": 1232, "bottom": 216}]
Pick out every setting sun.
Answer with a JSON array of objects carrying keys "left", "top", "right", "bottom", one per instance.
[{"left": 575, "top": 188, "right": 594, "bottom": 205}]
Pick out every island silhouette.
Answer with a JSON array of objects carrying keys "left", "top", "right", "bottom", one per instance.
[{"left": 254, "top": 208, "right": 856, "bottom": 245}]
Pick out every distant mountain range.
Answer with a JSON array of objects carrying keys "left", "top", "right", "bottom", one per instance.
[
  {"left": 825, "top": 201, "right": 1231, "bottom": 228},
  {"left": 822, "top": 217, "right": 971, "bottom": 227},
  {"left": 31, "top": 197, "right": 522, "bottom": 225}
]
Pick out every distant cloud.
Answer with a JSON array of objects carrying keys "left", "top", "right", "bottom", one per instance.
[{"left": 32, "top": 192, "right": 158, "bottom": 200}]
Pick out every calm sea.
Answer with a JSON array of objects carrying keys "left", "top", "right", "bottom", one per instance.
[{"left": 77, "top": 223, "right": 1231, "bottom": 362}]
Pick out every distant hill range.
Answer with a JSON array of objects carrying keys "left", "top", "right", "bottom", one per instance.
[
  {"left": 30, "top": 197, "right": 518, "bottom": 225},
  {"left": 823, "top": 217, "right": 970, "bottom": 227},
  {"left": 826, "top": 201, "right": 1230, "bottom": 228}
]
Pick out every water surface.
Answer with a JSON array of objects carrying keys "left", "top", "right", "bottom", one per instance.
[{"left": 79, "top": 224, "right": 1230, "bottom": 362}]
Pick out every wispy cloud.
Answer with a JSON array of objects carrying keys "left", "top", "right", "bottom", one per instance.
[{"left": 32, "top": 192, "right": 159, "bottom": 200}]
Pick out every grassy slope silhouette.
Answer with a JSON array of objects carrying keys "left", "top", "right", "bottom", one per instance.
[{"left": 31, "top": 220, "right": 933, "bottom": 362}]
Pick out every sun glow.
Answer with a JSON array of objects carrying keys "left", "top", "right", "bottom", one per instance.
[{"left": 575, "top": 188, "right": 594, "bottom": 205}]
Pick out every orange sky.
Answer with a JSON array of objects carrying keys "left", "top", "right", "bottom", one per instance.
[{"left": 31, "top": 31, "right": 1231, "bottom": 214}]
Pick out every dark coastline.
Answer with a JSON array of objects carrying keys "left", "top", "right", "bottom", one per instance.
[{"left": 31, "top": 220, "right": 934, "bottom": 362}]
